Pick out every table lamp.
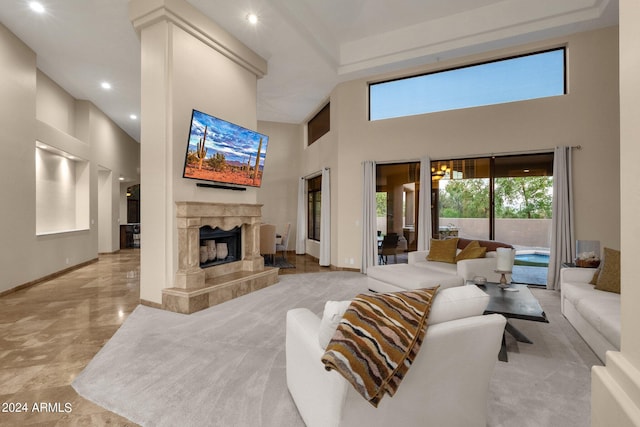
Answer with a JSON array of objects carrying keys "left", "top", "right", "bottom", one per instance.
[{"left": 495, "top": 247, "right": 515, "bottom": 288}]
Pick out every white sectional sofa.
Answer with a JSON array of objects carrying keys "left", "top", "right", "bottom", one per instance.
[
  {"left": 367, "top": 239, "right": 513, "bottom": 293},
  {"left": 560, "top": 267, "right": 620, "bottom": 362}
]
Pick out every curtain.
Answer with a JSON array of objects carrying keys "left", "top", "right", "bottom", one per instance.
[
  {"left": 319, "top": 168, "right": 331, "bottom": 266},
  {"left": 417, "top": 156, "right": 432, "bottom": 251},
  {"left": 295, "top": 177, "right": 306, "bottom": 255},
  {"left": 361, "top": 161, "right": 377, "bottom": 273},
  {"left": 547, "top": 146, "right": 575, "bottom": 290}
]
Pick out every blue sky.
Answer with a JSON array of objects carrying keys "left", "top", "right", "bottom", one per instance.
[
  {"left": 370, "top": 49, "right": 565, "bottom": 120},
  {"left": 188, "top": 110, "right": 268, "bottom": 167}
]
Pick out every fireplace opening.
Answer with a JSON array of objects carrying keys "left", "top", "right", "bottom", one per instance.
[{"left": 199, "top": 226, "right": 242, "bottom": 268}]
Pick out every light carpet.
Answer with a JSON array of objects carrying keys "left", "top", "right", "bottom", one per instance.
[{"left": 72, "top": 272, "right": 600, "bottom": 427}]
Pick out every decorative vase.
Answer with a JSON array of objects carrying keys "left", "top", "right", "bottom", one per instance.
[
  {"left": 216, "top": 242, "right": 228, "bottom": 260},
  {"left": 207, "top": 240, "right": 217, "bottom": 261},
  {"left": 199, "top": 246, "right": 208, "bottom": 264}
]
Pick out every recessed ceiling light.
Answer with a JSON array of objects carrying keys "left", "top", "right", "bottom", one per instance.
[
  {"left": 101, "top": 81, "right": 112, "bottom": 90},
  {"left": 523, "top": 169, "right": 530, "bottom": 173},
  {"left": 29, "top": 1, "right": 45, "bottom": 14},
  {"left": 246, "top": 13, "right": 258, "bottom": 25},
  {"left": 129, "top": 114, "right": 138, "bottom": 120},
  {"left": 119, "top": 177, "right": 125, "bottom": 181}
]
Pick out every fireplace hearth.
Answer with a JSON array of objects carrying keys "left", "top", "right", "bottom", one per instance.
[{"left": 162, "top": 202, "right": 279, "bottom": 314}]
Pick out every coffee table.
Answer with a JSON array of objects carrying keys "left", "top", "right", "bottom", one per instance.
[{"left": 473, "top": 282, "right": 549, "bottom": 362}]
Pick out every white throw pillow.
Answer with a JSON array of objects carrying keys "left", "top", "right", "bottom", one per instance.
[
  {"left": 428, "top": 285, "right": 490, "bottom": 325},
  {"left": 318, "top": 300, "right": 351, "bottom": 349}
]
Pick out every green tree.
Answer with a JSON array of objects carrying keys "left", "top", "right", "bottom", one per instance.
[
  {"left": 438, "top": 176, "right": 552, "bottom": 219},
  {"left": 439, "top": 179, "right": 489, "bottom": 218},
  {"left": 495, "top": 176, "right": 552, "bottom": 219},
  {"left": 376, "top": 193, "right": 387, "bottom": 217}
]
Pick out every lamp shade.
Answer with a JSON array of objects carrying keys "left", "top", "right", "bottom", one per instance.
[{"left": 496, "top": 247, "right": 515, "bottom": 272}]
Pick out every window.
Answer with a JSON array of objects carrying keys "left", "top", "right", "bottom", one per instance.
[
  {"left": 431, "top": 154, "right": 554, "bottom": 285},
  {"left": 307, "top": 102, "right": 330, "bottom": 145},
  {"left": 370, "top": 48, "right": 566, "bottom": 121},
  {"left": 307, "top": 175, "right": 322, "bottom": 241}
]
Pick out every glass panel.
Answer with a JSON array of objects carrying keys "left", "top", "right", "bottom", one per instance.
[
  {"left": 370, "top": 48, "right": 565, "bottom": 121},
  {"left": 432, "top": 158, "right": 490, "bottom": 240},
  {"left": 494, "top": 153, "right": 553, "bottom": 286},
  {"left": 493, "top": 154, "right": 553, "bottom": 247}
]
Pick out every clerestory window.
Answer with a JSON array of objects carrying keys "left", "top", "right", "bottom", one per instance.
[{"left": 369, "top": 48, "right": 566, "bottom": 121}]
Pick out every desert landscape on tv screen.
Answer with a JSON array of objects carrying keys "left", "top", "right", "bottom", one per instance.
[{"left": 184, "top": 111, "right": 268, "bottom": 187}]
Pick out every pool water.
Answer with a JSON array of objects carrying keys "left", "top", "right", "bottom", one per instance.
[{"left": 515, "top": 253, "right": 549, "bottom": 266}]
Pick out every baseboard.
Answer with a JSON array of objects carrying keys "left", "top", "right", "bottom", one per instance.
[
  {"left": 0, "top": 258, "right": 99, "bottom": 297},
  {"left": 292, "top": 252, "right": 360, "bottom": 272},
  {"left": 330, "top": 265, "right": 360, "bottom": 272},
  {"left": 140, "top": 299, "right": 162, "bottom": 309}
]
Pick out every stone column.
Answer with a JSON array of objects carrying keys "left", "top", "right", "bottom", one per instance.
[{"left": 175, "top": 216, "right": 205, "bottom": 289}]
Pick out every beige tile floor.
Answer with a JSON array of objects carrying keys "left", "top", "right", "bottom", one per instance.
[{"left": 0, "top": 249, "right": 327, "bottom": 426}]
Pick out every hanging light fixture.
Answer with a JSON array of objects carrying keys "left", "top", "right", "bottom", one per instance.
[{"left": 431, "top": 163, "right": 450, "bottom": 180}]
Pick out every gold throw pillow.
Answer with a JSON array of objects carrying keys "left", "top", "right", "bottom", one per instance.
[
  {"left": 426, "top": 238, "right": 459, "bottom": 264},
  {"left": 595, "top": 247, "right": 620, "bottom": 294},
  {"left": 455, "top": 240, "right": 487, "bottom": 262}
]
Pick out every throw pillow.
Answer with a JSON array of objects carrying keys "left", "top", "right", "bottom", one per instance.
[
  {"left": 595, "top": 247, "right": 621, "bottom": 294},
  {"left": 455, "top": 240, "right": 487, "bottom": 262},
  {"left": 589, "top": 270, "right": 600, "bottom": 285},
  {"left": 318, "top": 300, "right": 351, "bottom": 349},
  {"left": 426, "top": 238, "right": 459, "bottom": 263}
]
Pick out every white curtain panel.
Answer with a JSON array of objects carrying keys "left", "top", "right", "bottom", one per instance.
[
  {"left": 295, "top": 177, "right": 306, "bottom": 255},
  {"left": 361, "top": 161, "right": 377, "bottom": 273},
  {"left": 547, "top": 146, "right": 575, "bottom": 290},
  {"left": 319, "top": 168, "right": 331, "bottom": 266},
  {"left": 417, "top": 156, "right": 432, "bottom": 251}
]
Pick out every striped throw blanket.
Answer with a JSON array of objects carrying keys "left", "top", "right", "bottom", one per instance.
[{"left": 321, "top": 287, "right": 439, "bottom": 407}]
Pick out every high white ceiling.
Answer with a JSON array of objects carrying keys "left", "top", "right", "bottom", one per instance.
[{"left": 0, "top": 0, "right": 618, "bottom": 143}]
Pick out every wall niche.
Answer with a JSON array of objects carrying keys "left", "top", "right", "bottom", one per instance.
[{"left": 35, "top": 141, "right": 89, "bottom": 235}]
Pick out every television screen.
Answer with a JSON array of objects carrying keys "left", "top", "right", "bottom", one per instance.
[{"left": 183, "top": 109, "right": 269, "bottom": 187}]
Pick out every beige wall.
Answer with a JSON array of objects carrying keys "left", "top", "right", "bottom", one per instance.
[
  {"left": 295, "top": 26, "right": 620, "bottom": 269},
  {"left": 591, "top": 1, "right": 640, "bottom": 424},
  {"left": 36, "top": 70, "right": 76, "bottom": 136},
  {"left": 257, "top": 121, "right": 302, "bottom": 250},
  {"left": 0, "top": 23, "right": 140, "bottom": 294}
]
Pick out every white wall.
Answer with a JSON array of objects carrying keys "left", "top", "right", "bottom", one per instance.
[
  {"left": 0, "top": 23, "right": 140, "bottom": 294},
  {"left": 294, "top": 26, "right": 620, "bottom": 269}
]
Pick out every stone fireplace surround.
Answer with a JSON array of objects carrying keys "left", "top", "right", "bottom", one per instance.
[{"left": 162, "top": 202, "right": 279, "bottom": 314}]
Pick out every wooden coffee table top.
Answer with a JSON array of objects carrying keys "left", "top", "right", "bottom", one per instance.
[{"left": 477, "top": 282, "right": 549, "bottom": 323}]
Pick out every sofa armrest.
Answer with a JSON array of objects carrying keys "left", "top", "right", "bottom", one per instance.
[
  {"left": 561, "top": 267, "right": 597, "bottom": 285},
  {"left": 408, "top": 251, "right": 429, "bottom": 264},
  {"left": 286, "top": 308, "right": 348, "bottom": 427},
  {"left": 457, "top": 257, "right": 502, "bottom": 282}
]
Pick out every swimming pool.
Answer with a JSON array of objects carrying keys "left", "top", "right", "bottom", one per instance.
[{"left": 515, "top": 253, "right": 549, "bottom": 267}]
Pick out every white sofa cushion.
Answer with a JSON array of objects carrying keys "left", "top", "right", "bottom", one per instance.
[
  {"left": 318, "top": 300, "right": 351, "bottom": 349},
  {"left": 413, "top": 260, "right": 458, "bottom": 275},
  {"left": 562, "top": 282, "right": 621, "bottom": 349},
  {"left": 367, "top": 264, "right": 463, "bottom": 290},
  {"left": 428, "top": 285, "right": 490, "bottom": 325}
]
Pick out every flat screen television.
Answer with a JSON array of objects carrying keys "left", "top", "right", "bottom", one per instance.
[{"left": 182, "top": 109, "right": 269, "bottom": 188}]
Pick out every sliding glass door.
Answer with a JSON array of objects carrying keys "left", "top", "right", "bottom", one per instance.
[{"left": 431, "top": 153, "right": 554, "bottom": 285}]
